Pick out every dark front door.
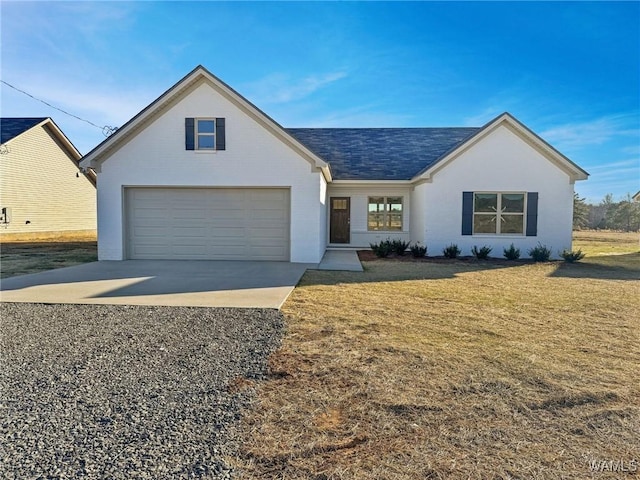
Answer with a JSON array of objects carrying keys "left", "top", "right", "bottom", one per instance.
[{"left": 330, "top": 197, "right": 350, "bottom": 243}]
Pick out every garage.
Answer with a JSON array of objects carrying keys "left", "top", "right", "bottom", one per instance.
[{"left": 125, "top": 188, "right": 290, "bottom": 261}]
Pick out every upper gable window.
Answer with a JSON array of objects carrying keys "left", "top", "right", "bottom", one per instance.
[
  {"left": 185, "top": 117, "right": 226, "bottom": 151},
  {"left": 196, "top": 119, "right": 216, "bottom": 150}
]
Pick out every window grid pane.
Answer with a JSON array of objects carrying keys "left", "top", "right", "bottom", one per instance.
[
  {"left": 387, "top": 213, "right": 402, "bottom": 230},
  {"left": 501, "top": 214, "right": 524, "bottom": 234},
  {"left": 368, "top": 212, "right": 385, "bottom": 230},
  {"left": 474, "top": 214, "right": 497, "bottom": 234},
  {"left": 197, "top": 135, "right": 215, "bottom": 149},
  {"left": 474, "top": 193, "right": 498, "bottom": 212},
  {"left": 197, "top": 120, "right": 215, "bottom": 133},
  {"left": 333, "top": 199, "right": 348, "bottom": 210},
  {"left": 501, "top": 193, "right": 524, "bottom": 213}
]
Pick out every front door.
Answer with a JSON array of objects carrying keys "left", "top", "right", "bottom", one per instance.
[{"left": 330, "top": 197, "right": 350, "bottom": 243}]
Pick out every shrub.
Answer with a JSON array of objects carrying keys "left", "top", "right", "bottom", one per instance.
[
  {"left": 560, "top": 249, "right": 586, "bottom": 263},
  {"left": 370, "top": 239, "right": 393, "bottom": 258},
  {"left": 528, "top": 243, "right": 552, "bottom": 262},
  {"left": 391, "top": 239, "right": 411, "bottom": 256},
  {"left": 471, "top": 245, "right": 492, "bottom": 259},
  {"left": 503, "top": 243, "right": 521, "bottom": 260},
  {"left": 410, "top": 242, "right": 427, "bottom": 258},
  {"left": 442, "top": 243, "right": 461, "bottom": 259}
]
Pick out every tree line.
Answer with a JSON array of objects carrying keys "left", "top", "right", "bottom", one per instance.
[{"left": 573, "top": 193, "right": 640, "bottom": 231}]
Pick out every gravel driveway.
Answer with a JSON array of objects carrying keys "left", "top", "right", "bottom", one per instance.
[{"left": 0, "top": 303, "right": 284, "bottom": 479}]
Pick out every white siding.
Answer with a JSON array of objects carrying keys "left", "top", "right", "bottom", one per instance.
[
  {"left": 421, "top": 125, "right": 575, "bottom": 258},
  {"left": 318, "top": 175, "right": 328, "bottom": 258},
  {"left": 96, "top": 81, "right": 324, "bottom": 262},
  {"left": 326, "top": 184, "right": 412, "bottom": 247},
  {"left": 0, "top": 124, "right": 96, "bottom": 234},
  {"left": 411, "top": 183, "right": 427, "bottom": 246}
]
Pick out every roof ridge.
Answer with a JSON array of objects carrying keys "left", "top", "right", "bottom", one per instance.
[{"left": 286, "top": 126, "right": 480, "bottom": 130}]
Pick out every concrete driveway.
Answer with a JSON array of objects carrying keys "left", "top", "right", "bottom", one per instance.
[{"left": 0, "top": 260, "right": 313, "bottom": 309}]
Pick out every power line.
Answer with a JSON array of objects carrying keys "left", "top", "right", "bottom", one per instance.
[{"left": 1, "top": 79, "right": 117, "bottom": 137}]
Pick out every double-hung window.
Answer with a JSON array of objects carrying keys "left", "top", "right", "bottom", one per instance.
[
  {"left": 196, "top": 119, "right": 216, "bottom": 150},
  {"left": 473, "top": 192, "right": 525, "bottom": 235},
  {"left": 185, "top": 117, "right": 226, "bottom": 151},
  {"left": 368, "top": 196, "right": 403, "bottom": 231}
]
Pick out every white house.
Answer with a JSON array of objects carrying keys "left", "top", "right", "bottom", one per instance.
[
  {"left": 80, "top": 65, "right": 588, "bottom": 263},
  {"left": 0, "top": 117, "right": 97, "bottom": 238}
]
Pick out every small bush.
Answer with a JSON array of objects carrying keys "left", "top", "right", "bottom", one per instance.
[
  {"left": 528, "top": 243, "right": 552, "bottom": 262},
  {"left": 442, "top": 244, "right": 461, "bottom": 259},
  {"left": 410, "top": 242, "right": 427, "bottom": 258},
  {"left": 503, "top": 243, "right": 521, "bottom": 260},
  {"left": 471, "top": 245, "right": 492, "bottom": 259},
  {"left": 391, "top": 239, "right": 411, "bottom": 256},
  {"left": 560, "top": 249, "right": 586, "bottom": 263},
  {"left": 370, "top": 239, "right": 393, "bottom": 258}
]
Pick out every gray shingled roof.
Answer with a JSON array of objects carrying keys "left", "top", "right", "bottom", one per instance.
[
  {"left": 286, "top": 127, "right": 480, "bottom": 180},
  {"left": 1, "top": 118, "right": 48, "bottom": 144}
]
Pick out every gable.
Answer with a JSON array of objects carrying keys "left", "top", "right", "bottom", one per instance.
[
  {"left": 427, "top": 124, "right": 574, "bottom": 186},
  {"left": 0, "top": 117, "right": 94, "bottom": 185},
  {"left": 81, "top": 66, "right": 330, "bottom": 180},
  {"left": 414, "top": 113, "right": 589, "bottom": 183},
  {"left": 0, "top": 118, "right": 97, "bottom": 234}
]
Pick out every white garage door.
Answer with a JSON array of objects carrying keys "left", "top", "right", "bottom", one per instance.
[{"left": 125, "top": 188, "right": 290, "bottom": 261}]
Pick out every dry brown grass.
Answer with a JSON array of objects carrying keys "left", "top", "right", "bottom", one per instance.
[
  {"left": 0, "top": 229, "right": 97, "bottom": 243},
  {"left": 233, "top": 233, "right": 640, "bottom": 479},
  {"left": 573, "top": 229, "right": 639, "bottom": 256},
  {"left": 0, "top": 241, "right": 97, "bottom": 278}
]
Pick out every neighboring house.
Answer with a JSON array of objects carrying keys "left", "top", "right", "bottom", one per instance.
[
  {"left": 80, "top": 66, "right": 588, "bottom": 263},
  {"left": 633, "top": 191, "right": 640, "bottom": 202},
  {"left": 0, "top": 117, "right": 97, "bottom": 237}
]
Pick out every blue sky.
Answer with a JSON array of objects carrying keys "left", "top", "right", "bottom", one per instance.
[{"left": 1, "top": 1, "right": 638, "bottom": 202}]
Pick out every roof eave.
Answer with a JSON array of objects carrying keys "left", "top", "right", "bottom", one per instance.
[
  {"left": 38, "top": 118, "right": 82, "bottom": 161},
  {"left": 40, "top": 118, "right": 98, "bottom": 186},
  {"left": 331, "top": 179, "right": 412, "bottom": 184}
]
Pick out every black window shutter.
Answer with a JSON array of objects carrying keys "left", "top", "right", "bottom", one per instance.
[
  {"left": 462, "top": 191, "right": 473, "bottom": 235},
  {"left": 526, "top": 192, "right": 538, "bottom": 236},
  {"left": 185, "top": 118, "right": 195, "bottom": 150},
  {"left": 215, "top": 118, "right": 226, "bottom": 150}
]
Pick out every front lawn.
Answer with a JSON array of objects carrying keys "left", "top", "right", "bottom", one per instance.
[
  {"left": 234, "top": 233, "right": 639, "bottom": 479},
  {"left": 0, "top": 240, "right": 97, "bottom": 279}
]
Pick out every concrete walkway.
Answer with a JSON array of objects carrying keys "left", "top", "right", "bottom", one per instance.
[
  {"left": 0, "top": 260, "right": 313, "bottom": 309},
  {"left": 316, "top": 249, "right": 364, "bottom": 272}
]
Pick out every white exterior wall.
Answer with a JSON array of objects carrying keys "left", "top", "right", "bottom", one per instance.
[
  {"left": 96, "top": 81, "right": 325, "bottom": 263},
  {"left": 422, "top": 125, "right": 575, "bottom": 258},
  {"left": 318, "top": 175, "right": 328, "bottom": 258},
  {"left": 0, "top": 124, "right": 96, "bottom": 234},
  {"left": 410, "top": 183, "right": 427, "bottom": 246},
  {"left": 326, "top": 184, "right": 412, "bottom": 247}
]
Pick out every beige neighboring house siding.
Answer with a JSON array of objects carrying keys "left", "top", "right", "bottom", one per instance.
[{"left": 0, "top": 122, "right": 96, "bottom": 234}]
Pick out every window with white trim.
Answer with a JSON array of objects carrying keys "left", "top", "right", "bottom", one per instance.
[
  {"left": 473, "top": 192, "right": 525, "bottom": 234},
  {"left": 196, "top": 118, "right": 216, "bottom": 150},
  {"left": 368, "top": 196, "right": 403, "bottom": 231}
]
